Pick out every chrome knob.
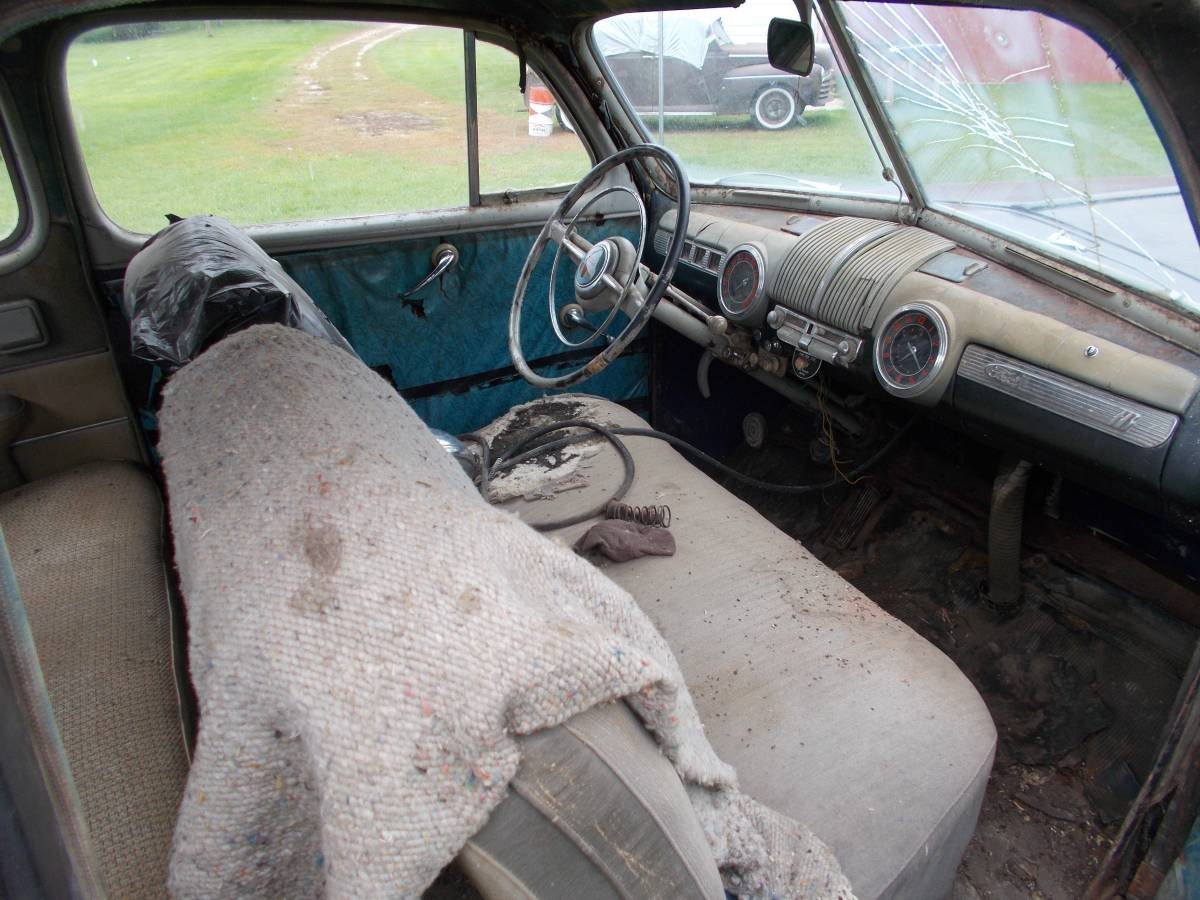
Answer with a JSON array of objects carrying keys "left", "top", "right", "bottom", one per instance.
[{"left": 560, "top": 303, "right": 588, "bottom": 330}]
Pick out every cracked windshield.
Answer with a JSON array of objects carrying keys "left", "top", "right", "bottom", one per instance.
[
  {"left": 841, "top": 2, "right": 1200, "bottom": 313},
  {"left": 604, "top": 1, "right": 1200, "bottom": 314},
  {"left": 65, "top": 21, "right": 592, "bottom": 233}
]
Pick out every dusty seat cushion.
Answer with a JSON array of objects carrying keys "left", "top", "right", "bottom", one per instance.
[
  {"left": 478, "top": 396, "right": 997, "bottom": 900},
  {"left": 0, "top": 461, "right": 189, "bottom": 899}
]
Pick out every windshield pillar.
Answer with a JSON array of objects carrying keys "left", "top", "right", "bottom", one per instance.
[{"left": 818, "top": 0, "right": 926, "bottom": 214}]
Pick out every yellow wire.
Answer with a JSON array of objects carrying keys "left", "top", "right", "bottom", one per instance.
[{"left": 818, "top": 378, "right": 865, "bottom": 487}]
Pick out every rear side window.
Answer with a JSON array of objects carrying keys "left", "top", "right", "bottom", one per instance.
[
  {"left": 66, "top": 20, "right": 471, "bottom": 233},
  {"left": 0, "top": 149, "right": 18, "bottom": 241}
]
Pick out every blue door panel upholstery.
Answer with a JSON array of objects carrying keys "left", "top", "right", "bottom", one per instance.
[{"left": 278, "top": 224, "right": 649, "bottom": 435}]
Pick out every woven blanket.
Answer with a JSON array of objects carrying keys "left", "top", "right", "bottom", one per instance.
[{"left": 161, "top": 324, "right": 853, "bottom": 899}]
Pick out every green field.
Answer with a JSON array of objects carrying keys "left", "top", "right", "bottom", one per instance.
[{"left": 0, "top": 20, "right": 1173, "bottom": 237}]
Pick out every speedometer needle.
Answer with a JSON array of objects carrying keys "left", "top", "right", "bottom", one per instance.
[{"left": 908, "top": 343, "right": 920, "bottom": 367}]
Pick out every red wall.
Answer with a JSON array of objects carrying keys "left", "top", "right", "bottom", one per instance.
[{"left": 906, "top": 6, "right": 1122, "bottom": 84}]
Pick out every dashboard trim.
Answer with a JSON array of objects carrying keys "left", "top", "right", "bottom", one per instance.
[
  {"left": 653, "top": 228, "right": 724, "bottom": 276},
  {"left": 958, "top": 345, "right": 1180, "bottom": 449},
  {"left": 811, "top": 222, "right": 897, "bottom": 314}
]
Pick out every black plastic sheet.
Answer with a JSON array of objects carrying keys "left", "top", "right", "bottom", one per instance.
[{"left": 122, "top": 214, "right": 352, "bottom": 368}]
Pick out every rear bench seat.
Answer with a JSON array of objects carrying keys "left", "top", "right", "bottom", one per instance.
[{"left": 0, "top": 462, "right": 188, "bottom": 898}]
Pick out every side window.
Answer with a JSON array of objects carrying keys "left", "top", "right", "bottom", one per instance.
[
  {"left": 0, "top": 149, "right": 18, "bottom": 242},
  {"left": 474, "top": 43, "right": 592, "bottom": 194},
  {"left": 65, "top": 22, "right": 594, "bottom": 234},
  {"left": 66, "top": 20, "right": 470, "bottom": 233}
]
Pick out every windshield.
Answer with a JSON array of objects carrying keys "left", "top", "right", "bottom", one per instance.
[
  {"left": 595, "top": 1, "right": 898, "bottom": 198},
  {"left": 840, "top": 2, "right": 1200, "bottom": 314},
  {"left": 595, "top": 1, "right": 1200, "bottom": 317}
]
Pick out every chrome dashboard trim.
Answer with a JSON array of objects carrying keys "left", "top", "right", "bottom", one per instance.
[
  {"left": 872, "top": 303, "right": 950, "bottom": 396},
  {"left": 653, "top": 228, "right": 724, "bottom": 276},
  {"left": 957, "top": 345, "right": 1180, "bottom": 449},
  {"left": 766, "top": 305, "right": 862, "bottom": 366},
  {"left": 811, "top": 222, "right": 897, "bottom": 314}
]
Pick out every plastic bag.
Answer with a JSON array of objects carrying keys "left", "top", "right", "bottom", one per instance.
[{"left": 122, "top": 214, "right": 354, "bottom": 369}]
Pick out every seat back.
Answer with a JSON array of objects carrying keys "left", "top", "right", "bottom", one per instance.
[{"left": 462, "top": 701, "right": 725, "bottom": 899}]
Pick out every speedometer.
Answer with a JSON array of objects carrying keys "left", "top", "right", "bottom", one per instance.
[
  {"left": 873, "top": 303, "right": 949, "bottom": 396},
  {"left": 718, "top": 244, "right": 768, "bottom": 324}
]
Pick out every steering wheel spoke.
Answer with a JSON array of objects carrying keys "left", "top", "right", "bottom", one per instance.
[
  {"left": 509, "top": 144, "right": 690, "bottom": 390},
  {"left": 548, "top": 220, "right": 592, "bottom": 264}
]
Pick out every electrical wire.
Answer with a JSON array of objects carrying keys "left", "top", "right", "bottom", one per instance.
[
  {"left": 463, "top": 416, "right": 917, "bottom": 530},
  {"left": 462, "top": 419, "right": 636, "bottom": 531}
]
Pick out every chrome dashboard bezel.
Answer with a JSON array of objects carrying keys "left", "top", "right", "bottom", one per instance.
[
  {"left": 717, "top": 243, "right": 768, "bottom": 323},
  {"left": 872, "top": 302, "right": 950, "bottom": 397},
  {"left": 957, "top": 345, "right": 1179, "bottom": 448}
]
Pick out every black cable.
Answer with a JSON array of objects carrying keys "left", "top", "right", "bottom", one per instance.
[
  {"left": 467, "top": 419, "right": 636, "bottom": 531},
  {"left": 463, "top": 415, "right": 916, "bottom": 527},
  {"left": 610, "top": 418, "right": 917, "bottom": 495}
]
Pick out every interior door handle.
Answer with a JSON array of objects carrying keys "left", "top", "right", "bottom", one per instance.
[{"left": 401, "top": 243, "right": 459, "bottom": 298}]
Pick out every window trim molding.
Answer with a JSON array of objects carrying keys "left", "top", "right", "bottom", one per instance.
[{"left": 0, "top": 75, "right": 48, "bottom": 276}]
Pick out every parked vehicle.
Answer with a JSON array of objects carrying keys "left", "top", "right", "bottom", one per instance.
[{"left": 593, "top": 13, "right": 833, "bottom": 129}]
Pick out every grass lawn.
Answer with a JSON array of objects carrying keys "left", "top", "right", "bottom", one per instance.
[
  {"left": 26, "top": 19, "right": 1174, "bottom": 235},
  {"left": 887, "top": 81, "right": 1173, "bottom": 191}
]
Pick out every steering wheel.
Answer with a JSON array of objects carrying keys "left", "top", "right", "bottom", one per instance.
[{"left": 508, "top": 144, "right": 690, "bottom": 389}]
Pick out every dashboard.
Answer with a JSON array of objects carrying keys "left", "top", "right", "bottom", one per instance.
[{"left": 649, "top": 206, "right": 1200, "bottom": 511}]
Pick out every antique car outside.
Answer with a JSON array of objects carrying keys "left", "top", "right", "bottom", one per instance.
[
  {"left": 593, "top": 12, "right": 834, "bottom": 129},
  {"left": 0, "top": 1, "right": 1199, "bottom": 899}
]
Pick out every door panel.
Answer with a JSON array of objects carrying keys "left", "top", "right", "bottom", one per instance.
[
  {"left": 278, "top": 220, "right": 650, "bottom": 435},
  {"left": 0, "top": 224, "right": 143, "bottom": 484}
]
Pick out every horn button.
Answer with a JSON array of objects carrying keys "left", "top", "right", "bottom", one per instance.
[{"left": 574, "top": 240, "right": 617, "bottom": 301}]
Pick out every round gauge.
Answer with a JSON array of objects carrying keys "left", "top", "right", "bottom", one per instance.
[
  {"left": 873, "top": 303, "right": 949, "bottom": 396},
  {"left": 718, "top": 244, "right": 768, "bottom": 324}
]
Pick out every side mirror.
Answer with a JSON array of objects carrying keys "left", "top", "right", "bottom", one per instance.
[{"left": 768, "top": 18, "right": 815, "bottom": 77}]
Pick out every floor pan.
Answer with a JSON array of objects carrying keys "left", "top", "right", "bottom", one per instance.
[{"left": 721, "top": 430, "right": 1197, "bottom": 900}]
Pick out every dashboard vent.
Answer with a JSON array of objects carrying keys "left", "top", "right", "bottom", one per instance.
[
  {"left": 770, "top": 218, "right": 954, "bottom": 333},
  {"left": 653, "top": 229, "right": 724, "bottom": 276}
]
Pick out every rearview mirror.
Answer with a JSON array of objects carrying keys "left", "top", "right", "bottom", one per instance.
[{"left": 768, "top": 18, "right": 815, "bottom": 77}]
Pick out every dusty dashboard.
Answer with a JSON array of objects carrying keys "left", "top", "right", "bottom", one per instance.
[{"left": 649, "top": 207, "right": 1200, "bottom": 510}]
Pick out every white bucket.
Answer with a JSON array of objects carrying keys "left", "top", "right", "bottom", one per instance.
[{"left": 528, "top": 111, "right": 553, "bottom": 138}]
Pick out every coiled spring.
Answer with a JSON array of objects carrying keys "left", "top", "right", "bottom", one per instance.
[{"left": 605, "top": 500, "right": 672, "bottom": 528}]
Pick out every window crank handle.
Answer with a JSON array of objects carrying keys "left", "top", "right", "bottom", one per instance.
[{"left": 401, "top": 243, "right": 459, "bottom": 298}]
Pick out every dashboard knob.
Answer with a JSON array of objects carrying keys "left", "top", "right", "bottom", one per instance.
[
  {"left": 766, "top": 308, "right": 783, "bottom": 329},
  {"left": 708, "top": 315, "right": 729, "bottom": 337},
  {"left": 560, "top": 303, "right": 588, "bottom": 330}
]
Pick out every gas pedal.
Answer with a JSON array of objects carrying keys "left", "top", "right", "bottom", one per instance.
[{"left": 823, "top": 483, "right": 885, "bottom": 550}]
